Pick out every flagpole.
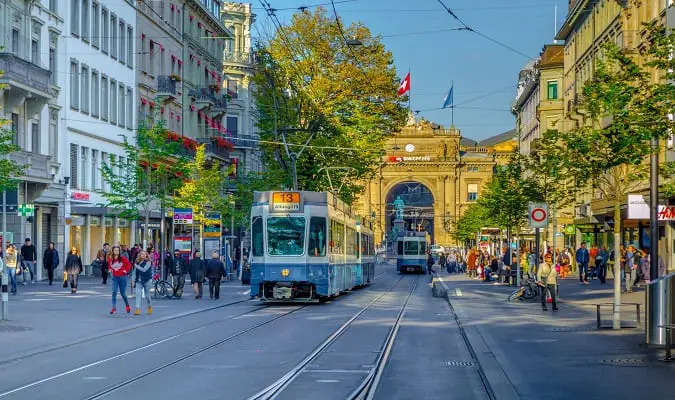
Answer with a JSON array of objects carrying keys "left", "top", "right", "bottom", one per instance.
[
  {"left": 408, "top": 69, "right": 411, "bottom": 112},
  {"left": 451, "top": 80, "right": 454, "bottom": 127}
]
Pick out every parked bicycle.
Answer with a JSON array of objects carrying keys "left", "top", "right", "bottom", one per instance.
[{"left": 508, "top": 273, "right": 539, "bottom": 301}]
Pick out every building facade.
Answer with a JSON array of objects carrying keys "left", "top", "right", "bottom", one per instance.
[
  {"left": 223, "top": 1, "right": 261, "bottom": 175},
  {"left": 0, "top": 1, "right": 65, "bottom": 280},
  {"left": 62, "top": 0, "right": 137, "bottom": 264}
]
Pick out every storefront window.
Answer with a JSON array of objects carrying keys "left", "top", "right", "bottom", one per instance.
[{"left": 70, "top": 225, "right": 83, "bottom": 254}]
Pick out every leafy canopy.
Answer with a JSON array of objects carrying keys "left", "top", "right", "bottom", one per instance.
[{"left": 253, "top": 8, "right": 407, "bottom": 204}]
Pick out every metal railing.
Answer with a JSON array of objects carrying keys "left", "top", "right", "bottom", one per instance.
[
  {"left": 157, "top": 75, "right": 177, "bottom": 96},
  {"left": 223, "top": 50, "right": 253, "bottom": 65}
]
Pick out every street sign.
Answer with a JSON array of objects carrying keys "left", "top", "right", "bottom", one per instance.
[
  {"left": 173, "top": 208, "right": 193, "bottom": 224},
  {"left": 18, "top": 204, "right": 34, "bottom": 217},
  {"left": 204, "top": 212, "right": 222, "bottom": 238},
  {"left": 528, "top": 202, "right": 548, "bottom": 228}
]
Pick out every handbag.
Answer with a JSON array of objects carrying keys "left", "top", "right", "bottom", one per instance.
[
  {"left": 62, "top": 271, "right": 68, "bottom": 288},
  {"left": 91, "top": 259, "right": 103, "bottom": 269}
]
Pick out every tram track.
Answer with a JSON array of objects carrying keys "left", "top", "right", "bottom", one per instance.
[
  {"left": 247, "top": 274, "right": 418, "bottom": 400},
  {"left": 0, "top": 296, "right": 256, "bottom": 366},
  {"left": 0, "top": 304, "right": 303, "bottom": 399}
]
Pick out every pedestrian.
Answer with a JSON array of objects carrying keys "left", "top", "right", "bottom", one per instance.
[
  {"left": 120, "top": 245, "right": 130, "bottom": 261},
  {"left": 467, "top": 249, "right": 478, "bottom": 278},
  {"left": 439, "top": 252, "right": 447, "bottom": 271},
  {"left": 20, "top": 238, "right": 37, "bottom": 284},
  {"left": 148, "top": 246, "right": 160, "bottom": 270},
  {"left": 169, "top": 249, "right": 188, "bottom": 297},
  {"left": 108, "top": 246, "right": 132, "bottom": 314},
  {"left": 537, "top": 253, "right": 558, "bottom": 312},
  {"left": 131, "top": 250, "right": 153, "bottom": 315},
  {"left": 448, "top": 251, "right": 457, "bottom": 273},
  {"left": 95, "top": 243, "right": 111, "bottom": 284},
  {"left": 43, "top": 242, "right": 59, "bottom": 285},
  {"left": 206, "top": 252, "right": 226, "bottom": 300},
  {"left": 589, "top": 244, "right": 598, "bottom": 279},
  {"left": 5, "top": 244, "right": 18, "bottom": 294},
  {"left": 129, "top": 244, "right": 141, "bottom": 265},
  {"left": 64, "top": 247, "right": 83, "bottom": 294},
  {"left": 426, "top": 252, "right": 435, "bottom": 275},
  {"left": 624, "top": 245, "right": 636, "bottom": 293},
  {"left": 189, "top": 250, "right": 206, "bottom": 299},
  {"left": 575, "top": 242, "right": 590, "bottom": 284},
  {"left": 597, "top": 246, "right": 609, "bottom": 284}
]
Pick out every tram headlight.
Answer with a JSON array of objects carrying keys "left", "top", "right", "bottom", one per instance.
[{"left": 281, "top": 268, "right": 290, "bottom": 277}]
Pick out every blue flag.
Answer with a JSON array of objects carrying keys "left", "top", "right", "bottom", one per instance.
[{"left": 442, "top": 86, "right": 454, "bottom": 109}]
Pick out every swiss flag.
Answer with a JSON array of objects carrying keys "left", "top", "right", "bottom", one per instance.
[{"left": 397, "top": 72, "right": 410, "bottom": 96}]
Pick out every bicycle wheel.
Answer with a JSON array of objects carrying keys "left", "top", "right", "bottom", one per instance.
[
  {"left": 508, "top": 288, "right": 524, "bottom": 301},
  {"left": 155, "top": 280, "right": 173, "bottom": 299},
  {"left": 523, "top": 285, "right": 538, "bottom": 300}
]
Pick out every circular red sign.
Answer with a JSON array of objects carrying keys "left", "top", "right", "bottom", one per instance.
[{"left": 531, "top": 208, "right": 547, "bottom": 222}]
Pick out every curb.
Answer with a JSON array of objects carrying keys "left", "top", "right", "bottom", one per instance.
[{"left": 434, "top": 274, "right": 521, "bottom": 400}]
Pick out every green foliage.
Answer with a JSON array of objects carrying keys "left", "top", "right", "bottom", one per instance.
[
  {"left": 253, "top": 8, "right": 407, "bottom": 204},
  {"left": 173, "top": 145, "right": 227, "bottom": 224},
  {"left": 100, "top": 122, "right": 189, "bottom": 219},
  {"left": 224, "top": 170, "right": 284, "bottom": 228},
  {"left": 452, "top": 203, "right": 490, "bottom": 244},
  {"left": 0, "top": 72, "right": 25, "bottom": 191},
  {"left": 478, "top": 152, "right": 530, "bottom": 231}
]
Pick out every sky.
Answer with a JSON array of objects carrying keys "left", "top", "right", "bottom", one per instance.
[{"left": 251, "top": 0, "right": 564, "bottom": 142}]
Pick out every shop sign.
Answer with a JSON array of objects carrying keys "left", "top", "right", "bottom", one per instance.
[
  {"left": 388, "top": 155, "right": 431, "bottom": 163},
  {"left": 564, "top": 225, "right": 576, "bottom": 235},
  {"left": 627, "top": 194, "right": 649, "bottom": 219},
  {"left": 173, "top": 208, "right": 193, "bottom": 224},
  {"left": 71, "top": 192, "right": 91, "bottom": 201},
  {"left": 657, "top": 206, "right": 675, "bottom": 220}
]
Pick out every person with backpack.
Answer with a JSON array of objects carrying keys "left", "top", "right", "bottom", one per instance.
[
  {"left": 596, "top": 246, "right": 609, "bottom": 284},
  {"left": 64, "top": 248, "right": 83, "bottom": 294},
  {"left": 131, "top": 250, "right": 153, "bottom": 315},
  {"left": 189, "top": 250, "right": 206, "bottom": 299},
  {"left": 537, "top": 253, "right": 559, "bottom": 312}
]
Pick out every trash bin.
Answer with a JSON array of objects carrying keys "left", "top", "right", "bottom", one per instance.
[{"left": 645, "top": 272, "right": 675, "bottom": 345}]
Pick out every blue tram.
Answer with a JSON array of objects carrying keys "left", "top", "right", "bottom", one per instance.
[
  {"left": 396, "top": 231, "right": 430, "bottom": 274},
  {"left": 249, "top": 191, "right": 375, "bottom": 302}
]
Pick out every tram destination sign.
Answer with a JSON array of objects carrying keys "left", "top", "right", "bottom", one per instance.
[{"left": 272, "top": 192, "right": 301, "bottom": 212}]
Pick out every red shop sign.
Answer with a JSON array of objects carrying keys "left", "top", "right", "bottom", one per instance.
[{"left": 71, "top": 192, "right": 91, "bottom": 201}]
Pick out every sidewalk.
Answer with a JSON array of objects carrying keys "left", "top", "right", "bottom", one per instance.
[
  {"left": 434, "top": 271, "right": 674, "bottom": 400},
  {"left": 0, "top": 277, "right": 251, "bottom": 362}
]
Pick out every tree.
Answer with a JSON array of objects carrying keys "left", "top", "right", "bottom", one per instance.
[
  {"left": 101, "top": 121, "right": 189, "bottom": 247},
  {"left": 452, "top": 203, "right": 490, "bottom": 247},
  {"left": 253, "top": 8, "right": 407, "bottom": 204},
  {"left": 479, "top": 152, "right": 530, "bottom": 233},
  {"left": 539, "top": 24, "right": 675, "bottom": 329},
  {"left": 0, "top": 71, "right": 25, "bottom": 192}
]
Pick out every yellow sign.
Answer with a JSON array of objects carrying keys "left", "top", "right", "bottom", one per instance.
[
  {"left": 281, "top": 268, "right": 290, "bottom": 277},
  {"left": 272, "top": 192, "right": 301, "bottom": 212}
]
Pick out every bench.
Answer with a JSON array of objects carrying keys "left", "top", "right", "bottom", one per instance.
[
  {"left": 657, "top": 324, "right": 675, "bottom": 361},
  {"left": 595, "top": 302, "right": 641, "bottom": 329}
]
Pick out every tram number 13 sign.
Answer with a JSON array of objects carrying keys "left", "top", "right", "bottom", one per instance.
[
  {"left": 528, "top": 202, "right": 549, "bottom": 228},
  {"left": 272, "top": 192, "right": 301, "bottom": 212}
]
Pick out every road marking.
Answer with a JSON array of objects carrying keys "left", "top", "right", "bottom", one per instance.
[
  {"left": 454, "top": 288, "right": 463, "bottom": 297},
  {"left": 82, "top": 377, "right": 106, "bottom": 380},
  {"left": 0, "top": 322, "right": 212, "bottom": 398},
  {"left": 512, "top": 339, "right": 559, "bottom": 343},
  {"left": 241, "top": 290, "right": 250, "bottom": 295},
  {"left": 315, "top": 379, "right": 340, "bottom": 383},
  {"left": 24, "top": 299, "right": 49, "bottom": 302}
]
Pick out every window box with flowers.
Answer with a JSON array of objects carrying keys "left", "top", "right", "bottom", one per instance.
[
  {"left": 211, "top": 136, "right": 234, "bottom": 151},
  {"left": 209, "top": 84, "right": 221, "bottom": 93}
]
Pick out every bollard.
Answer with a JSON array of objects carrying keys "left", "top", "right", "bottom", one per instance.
[{"left": 1, "top": 273, "right": 8, "bottom": 320}]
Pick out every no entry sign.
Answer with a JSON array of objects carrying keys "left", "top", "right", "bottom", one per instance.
[{"left": 528, "top": 202, "right": 549, "bottom": 228}]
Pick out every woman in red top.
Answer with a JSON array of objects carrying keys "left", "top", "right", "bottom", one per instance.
[{"left": 109, "top": 245, "right": 132, "bottom": 314}]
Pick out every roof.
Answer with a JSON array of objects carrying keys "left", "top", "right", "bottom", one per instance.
[{"left": 477, "top": 129, "right": 517, "bottom": 147}]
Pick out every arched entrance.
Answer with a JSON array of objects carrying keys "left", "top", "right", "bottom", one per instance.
[{"left": 385, "top": 181, "right": 435, "bottom": 242}]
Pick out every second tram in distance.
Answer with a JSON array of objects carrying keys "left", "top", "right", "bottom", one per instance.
[
  {"left": 395, "top": 231, "right": 430, "bottom": 274},
  {"left": 249, "top": 191, "right": 375, "bottom": 302}
]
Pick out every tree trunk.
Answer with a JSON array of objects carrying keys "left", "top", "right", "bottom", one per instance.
[{"left": 612, "top": 200, "right": 622, "bottom": 330}]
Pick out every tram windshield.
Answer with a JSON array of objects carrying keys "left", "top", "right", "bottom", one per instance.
[
  {"left": 400, "top": 240, "right": 427, "bottom": 256},
  {"left": 267, "top": 217, "right": 306, "bottom": 256}
]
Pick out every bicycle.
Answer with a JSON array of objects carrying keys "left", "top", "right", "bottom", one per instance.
[
  {"left": 153, "top": 278, "right": 174, "bottom": 300},
  {"left": 508, "top": 273, "right": 539, "bottom": 301}
]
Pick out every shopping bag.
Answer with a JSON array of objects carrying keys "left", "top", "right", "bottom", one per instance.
[{"left": 63, "top": 271, "right": 68, "bottom": 288}]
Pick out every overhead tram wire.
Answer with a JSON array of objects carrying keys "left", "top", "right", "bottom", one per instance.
[
  {"left": 435, "top": 0, "right": 536, "bottom": 61},
  {"left": 330, "top": 0, "right": 359, "bottom": 60}
]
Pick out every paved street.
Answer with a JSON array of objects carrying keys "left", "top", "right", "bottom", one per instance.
[{"left": 1, "top": 264, "right": 673, "bottom": 400}]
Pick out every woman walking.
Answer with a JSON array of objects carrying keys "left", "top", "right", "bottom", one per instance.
[
  {"left": 64, "top": 248, "right": 83, "bottom": 294},
  {"left": 132, "top": 250, "right": 153, "bottom": 315},
  {"left": 5, "top": 244, "right": 18, "bottom": 294},
  {"left": 189, "top": 250, "right": 206, "bottom": 299},
  {"left": 108, "top": 246, "right": 132, "bottom": 314},
  {"left": 43, "top": 242, "right": 60, "bottom": 285}
]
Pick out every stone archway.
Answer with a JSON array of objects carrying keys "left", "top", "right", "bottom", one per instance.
[{"left": 384, "top": 181, "right": 435, "bottom": 243}]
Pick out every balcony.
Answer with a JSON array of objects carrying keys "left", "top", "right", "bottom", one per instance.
[
  {"left": 196, "top": 138, "right": 230, "bottom": 161},
  {"left": 156, "top": 75, "right": 178, "bottom": 103},
  {"left": 0, "top": 53, "right": 54, "bottom": 112},
  {"left": 9, "top": 151, "right": 54, "bottom": 183},
  {"left": 211, "top": 95, "right": 227, "bottom": 115},
  {"left": 223, "top": 51, "right": 253, "bottom": 66},
  {"left": 229, "top": 134, "right": 258, "bottom": 150},
  {"left": 195, "top": 87, "right": 215, "bottom": 109}
]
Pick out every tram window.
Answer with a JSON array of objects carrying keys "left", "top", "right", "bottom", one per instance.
[
  {"left": 397, "top": 240, "right": 404, "bottom": 255},
  {"left": 252, "top": 217, "right": 263, "bottom": 257},
  {"left": 330, "top": 220, "right": 345, "bottom": 255},
  {"left": 420, "top": 242, "right": 427, "bottom": 255},
  {"left": 346, "top": 227, "right": 356, "bottom": 256},
  {"left": 308, "top": 217, "right": 326, "bottom": 257},
  {"left": 356, "top": 233, "right": 361, "bottom": 258},
  {"left": 267, "top": 217, "right": 306, "bottom": 256},
  {"left": 404, "top": 240, "right": 419, "bottom": 255}
]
